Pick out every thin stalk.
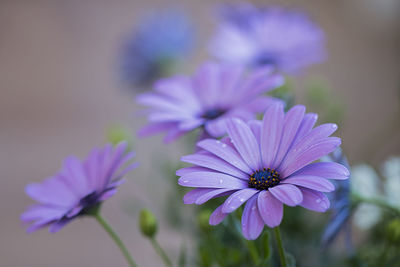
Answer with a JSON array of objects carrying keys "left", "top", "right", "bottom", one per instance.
[
  {"left": 94, "top": 213, "right": 137, "bottom": 267},
  {"left": 246, "top": 240, "right": 260, "bottom": 265},
  {"left": 150, "top": 237, "right": 173, "bottom": 267},
  {"left": 352, "top": 193, "right": 400, "bottom": 215},
  {"left": 274, "top": 227, "right": 287, "bottom": 267}
]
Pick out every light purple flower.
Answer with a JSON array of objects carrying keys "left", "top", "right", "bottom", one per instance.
[
  {"left": 137, "top": 62, "right": 283, "bottom": 143},
  {"left": 209, "top": 3, "right": 326, "bottom": 73},
  {"left": 120, "top": 8, "right": 194, "bottom": 87},
  {"left": 21, "top": 142, "right": 138, "bottom": 233},
  {"left": 177, "top": 103, "right": 349, "bottom": 240}
]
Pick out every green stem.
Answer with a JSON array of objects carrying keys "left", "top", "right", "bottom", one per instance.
[
  {"left": 94, "top": 212, "right": 137, "bottom": 267},
  {"left": 274, "top": 227, "right": 287, "bottom": 267},
  {"left": 150, "top": 237, "right": 173, "bottom": 267},
  {"left": 352, "top": 193, "right": 400, "bottom": 215},
  {"left": 246, "top": 240, "right": 260, "bottom": 265}
]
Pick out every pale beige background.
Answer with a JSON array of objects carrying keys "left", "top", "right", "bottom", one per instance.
[{"left": 0, "top": 0, "right": 399, "bottom": 266}]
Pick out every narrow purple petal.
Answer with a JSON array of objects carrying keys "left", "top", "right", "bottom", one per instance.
[
  {"left": 282, "top": 175, "right": 335, "bottom": 192},
  {"left": 248, "top": 120, "right": 262, "bottom": 143},
  {"left": 226, "top": 118, "right": 262, "bottom": 171},
  {"left": 292, "top": 113, "right": 318, "bottom": 144},
  {"left": 272, "top": 105, "right": 305, "bottom": 167},
  {"left": 222, "top": 188, "right": 259, "bottom": 213},
  {"left": 241, "top": 96, "right": 281, "bottom": 114},
  {"left": 114, "top": 162, "right": 139, "bottom": 180},
  {"left": 25, "top": 180, "right": 75, "bottom": 208},
  {"left": 257, "top": 190, "right": 283, "bottom": 227},
  {"left": 181, "top": 153, "right": 248, "bottom": 180},
  {"left": 293, "top": 162, "right": 350, "bottom": 180},
  {"left": 163, "top": 128, "right": 186, "bottom": 143},
  {"left": 195, "top": 189, "right": 235, "bottom": 205},
  {"left": 280, "top": 137, "right": 341, "bottom": 177},
  {"left": 241, "top": 194, "right": 264, "bottom": 240},
  {"left": 21, "top": 205, "right": 66, "bottom": 222},
  {"left": 138, "top": 122, "right": 176, "bottom": 137},
  {"left": 179, "top": 119, "right": 205, "bottom": 131},
  {"left": 300, "top": 188, "right": 330, "bottom": 212},
  {"left": 269, "top": 184, "right": 303, "bottom": 206},
  {"left": 209, "top": 204, "right": 228, "bottom": 225},
  {"left": 197, "top": 139, "right": 253, "bottom": 174},
  {"left": 49, "top": 219, "right": 71, "bottom": 233},
  {"left": 282, "top": 123, "right": 338, "bottom": 170},
  {"left": 261, "top": 103, "right": 284, "bottom": 168},
  {"left": 204, "top": 117, "right": 228, "bottom": 137},
  {"left": 176, "top": 166, "right": 210, "bottom": 176},
  {"left": 183, "top": 188, "right": 218, "bottom": 204},
  {"left": 99, "top": 188, "right": 118, "bottom": 201},
  {"left": 183, "top": 188, "right": 234, "bottom": 204},
  {"left": 192, "top": 62, "right": 219, "bottom": 107},
  {"left": 178, "top": 171, "right": 248, "bottom": 189}
]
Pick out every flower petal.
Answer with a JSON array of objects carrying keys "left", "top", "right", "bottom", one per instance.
[
  {"left": 248, "top": 120, "right": 262, "bottom": 143},
  {"left": 178, "top": 171, "right": 248, "bottom": 189},
  {"left": 292, "top": 113, "right": 318, "bottom": 144},
  {"left": 181, "top": 153, "right": 248, "bottom": 179},
  {"left": 272, "top": 105, "right": 305, "bottom": 167},
  {"left": 282, "top": 175, "right": 335, "bottom": 192},
  {"left": 183, "top": 188, "right": 234, "bottom": 205},
  {"left": 282, "top": 123, "right": 338, "bottom": 169},
  {"left": 269, "top": 184, "right": 303, "bottom": 206},
  {"left": 197, "top": 139, "right": 253, "bottom": 174},
  {"left": 222, "top": 188, "right": 259, "bottom": 213},
  {"left": 280, "top": 137, "right": 341, "bottom": 177},
  {"left": 176, "top": 166, "right": 210, "bottom": 176},
  {"left": 209, "top": 204, "right": 228, "bottom": 225},
  {"left": 241, "top": 195, "right": 264, "bottom": 240},
  {"left": 293, "top": 162, "right": 350, "bottom": 180},
  {"left": 300, "top": 188, "right": 330, "bottom": 212},
  {"left": 226, "top": 118, "right": 262, "bottom": 171},
  {"left": 257, "top": 190, "right": 283, "bottom": 227},
  {"left": 261, "top": 103, "right": 284, "bottom": 168}
]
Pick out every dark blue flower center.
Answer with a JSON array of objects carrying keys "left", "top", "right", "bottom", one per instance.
[
  {"left": 254, "top": 52, "right": 277, "bottom": 67},
  {"left": 249, "top": 168, "right": 281, "bottom": 190},
  {"left": 201, "top": 109, "right": 225, "bottom": 120},
  {"left": 80, "top": 192, "right": 99, "bottom": 208}
]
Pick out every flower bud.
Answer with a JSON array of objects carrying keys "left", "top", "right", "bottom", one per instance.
[
  {"left": 386, "top": 218, "right": 400, "bottom": 245},
  {"left": 139, "top": 209, "right": 157, "bottom": 238}
]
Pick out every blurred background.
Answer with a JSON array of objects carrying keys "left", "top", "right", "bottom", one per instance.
[{"left": 0, "top": 0, "right": 399, "bottom": 266}]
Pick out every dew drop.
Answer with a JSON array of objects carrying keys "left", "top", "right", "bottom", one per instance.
[{"left": 219, "top": 179, "right": 223, "bottom": 184}]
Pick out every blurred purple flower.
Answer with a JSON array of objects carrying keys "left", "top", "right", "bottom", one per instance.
[
  {"left": 177, "top": 103, "right": 349, "bottom": 240},
  {"left": 137, "top": 62, "right": 283, "bottom": 143},
  {"left": 321, "top": 148, "right": 352, "bottom": 249},
  {"left": 209, "top": 3, "right": 326, "bottom": 73},
  {"left": 21, "top": 142, "right": 137, "bottom": 233},
  {"left": 120, "top": 9, "right": 194, "bottom": 87}
]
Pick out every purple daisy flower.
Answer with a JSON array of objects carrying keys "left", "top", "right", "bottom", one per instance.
[
  {"left": 21, "top": 142, "right": 138, "bottom": 233},
  {"left": 177, "top": 103, "right": 349, "bottom": 240},
  {"left": 209, "top": 3, "right": 326, "bottom": 73},
  {"left": 120, "top": 8, "right": 194, "bottom": 87},
  {"left": 137, "top": 62, "right": 283, "bottom": 143}
]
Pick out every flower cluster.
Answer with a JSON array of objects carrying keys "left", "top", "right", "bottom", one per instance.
[{"left": 21, "top": 3, "right": 360, "bottom": 267}]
